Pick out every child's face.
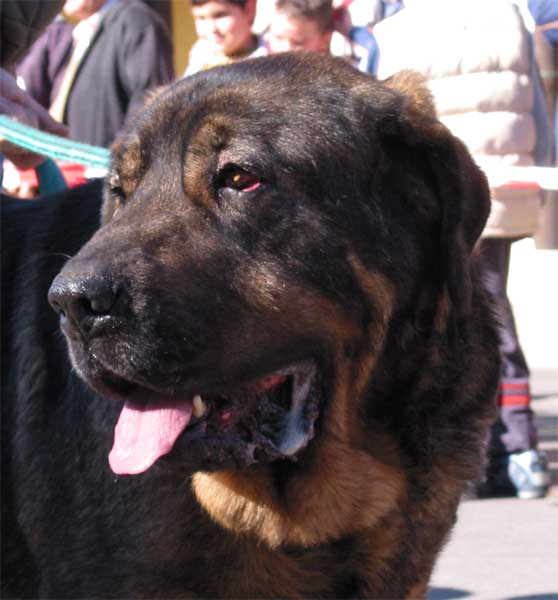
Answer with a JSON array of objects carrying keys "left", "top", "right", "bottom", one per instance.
[
  {"left": 192, "top": 1, "right": 255, "bottom": 56},
  {"left": 267, "top": 13, "right": 332, "bottom": 54}
]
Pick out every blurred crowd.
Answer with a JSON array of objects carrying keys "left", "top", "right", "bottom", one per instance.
[
  {"left": 1, "top": 1, "right": 556, "bottom": 191},
  {"left": 0, "top": 0, "right": 556, "bottom": 499}
]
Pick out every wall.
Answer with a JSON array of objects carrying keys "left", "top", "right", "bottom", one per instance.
[{"left": 170, "top": 0, "right": 197, "bottom": 76}]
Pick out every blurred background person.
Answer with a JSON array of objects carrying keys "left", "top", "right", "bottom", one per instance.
[
  {"left": 266, "top": 0, "right": 379, "bottom": 74},
  {"left": 528, "top": 0, "right": 557, "bottom": 159},
  {"left": 374, "top": 0, "right": 552, "bottom": 499},
  {"left": 1, "top": 0, "right": 64, "bottom": 73},
  {"left": 17, "top": 0, "right": 174, "bottom": 149},
  {"left": 0, "top": 69, "right": 69, "bottom": 198},
  {"left": 1, "top": 1, "right": 68, "bottom": 198},
  {"left": 185, "top": 0, "right": 266, "bottom": 76},
  {"left": 331, "top": 0, "right": 403, "bottom": 28},
  {"left": 267, "top": 0, "right": 335, "bottom": 53}
]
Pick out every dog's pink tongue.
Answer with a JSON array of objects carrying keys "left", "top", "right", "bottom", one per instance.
[{"left": 109, "top": 399, "right": 193, "bottom": 475}]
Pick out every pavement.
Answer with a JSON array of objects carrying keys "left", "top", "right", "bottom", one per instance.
[{"left": 428, "top": 239, "right": 558, "bottom": 600}]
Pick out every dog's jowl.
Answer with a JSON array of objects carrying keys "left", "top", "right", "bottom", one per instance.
[{"left": 2, "top": 53, "right": 500, "bottom": 598}]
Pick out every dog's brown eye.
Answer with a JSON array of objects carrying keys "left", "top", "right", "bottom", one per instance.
[{"left": 219, "top": 168, "right": 261, "bottom": 193}]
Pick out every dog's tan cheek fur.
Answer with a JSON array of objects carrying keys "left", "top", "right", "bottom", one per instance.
[
  {"left": 342, "top": 256, "right": 395, "bottom": 427},
  {"left": 193, "top": 261, "right": 406, "bottom": 549},
  {"left": 236, "top": 262, "right": 284, "bottom": 312}
]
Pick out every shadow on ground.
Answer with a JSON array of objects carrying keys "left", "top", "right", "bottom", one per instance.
[
  {"left": 535, "top": 412, "right": 558, "bottom": 486},
  {"left": 428, "top": 587, "right": 471, "bottom": 599},
  {"left": 505, "top": 595, "right": 558, "bottom": 600},
  {"left": 428, "top": 590, "right": 558, "bottom": 600}
]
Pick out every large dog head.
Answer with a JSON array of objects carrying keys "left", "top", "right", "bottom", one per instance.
[{"left": 49, "top": 53, "right": 492, "bottom": 547}]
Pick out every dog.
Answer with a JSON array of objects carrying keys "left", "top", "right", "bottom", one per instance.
[{"left": 2, "top": 53, "right": 500, "bottom": 598}]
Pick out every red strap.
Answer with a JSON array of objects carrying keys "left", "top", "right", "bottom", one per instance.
[
  {"left": 499, "top": 394, "right": 531, "bottom": 407},
  {"left": 499, "top": 381, "right": 530, "bottom": 407},
  {"left": 501, "top": 382, "right": 530, "bottom": 391}
]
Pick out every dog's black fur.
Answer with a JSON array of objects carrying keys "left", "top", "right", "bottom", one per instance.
[
  {"left": 2, "top": 182, "right": 102, "bottom": 595},
  {"left": 2, "top": 53, "right": 500, "bottom": 599}
]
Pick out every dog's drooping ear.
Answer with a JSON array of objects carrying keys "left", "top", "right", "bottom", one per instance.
[
  {"left": 383, "top": 70, "right": 437, "bottom": 120},
  {"left": 383, "top": 71, "right": 491, "bottom": 322},
  {"left": 383, "top": 69, "right": 490, "bottom": 251},
  {"left": 425, "top": 129, "right": 491, "bottom": 323}
]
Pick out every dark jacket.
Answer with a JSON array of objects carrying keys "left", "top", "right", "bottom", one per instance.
[
  {"left": 0, "top": 0, "right": 64, "bottom": 69},
  {"left": 18, "top": 0, "right": 174, "bottom": 148},
  {"left": 16, "top": 17, "right": 74, "bottom": 109}
]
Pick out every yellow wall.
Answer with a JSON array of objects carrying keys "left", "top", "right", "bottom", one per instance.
[{"left": 170, "top": 0, "right": 198, "bottom": 76}]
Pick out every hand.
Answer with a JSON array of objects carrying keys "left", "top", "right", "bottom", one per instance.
[{"left": 0, "top": 68, "right": 68, "bottom": 170}]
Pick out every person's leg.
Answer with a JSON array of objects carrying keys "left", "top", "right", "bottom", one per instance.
[
  {"left": 478, "top": 238, "right": 549, "bottom": 498},
  {"left": 480, "top": 238, "right": 536, "bottom": 454}
]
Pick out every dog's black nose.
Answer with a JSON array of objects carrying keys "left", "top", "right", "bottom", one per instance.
[{"left": 48, "top": 274, "right": 118, "bottom": 337}]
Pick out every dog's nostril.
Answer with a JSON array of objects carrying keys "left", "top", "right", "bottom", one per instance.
[
  {"left": 48, "top": 275, "right": 119, "bottom": 334},
  {"left": 83, "top": 290, "right": 117, "bottom": 315}
]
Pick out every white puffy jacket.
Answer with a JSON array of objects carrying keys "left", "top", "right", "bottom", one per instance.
[{"left": 374, "top": 0, "right": 549, "bottom": 238}]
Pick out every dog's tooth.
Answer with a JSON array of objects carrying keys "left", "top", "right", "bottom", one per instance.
[{"left": 192, "top": 395, "right": 207, "bottom": 418}]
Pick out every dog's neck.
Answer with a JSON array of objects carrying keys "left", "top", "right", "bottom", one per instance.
[
  {"left": 192, "top": 435, "right": 404, "bottom": 548},
  {"left": 192, "top": 366, "right": 406, "bottom": 549}
]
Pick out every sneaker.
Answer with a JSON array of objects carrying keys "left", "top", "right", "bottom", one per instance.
[
  {"left": 474, "top": 460, "right": 516, "bottom": 499},
  {"left": 507, "top": 450, "right": 550, "bottom": 499}
]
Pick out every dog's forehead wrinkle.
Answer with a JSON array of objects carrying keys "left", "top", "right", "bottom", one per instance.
[
  {"left": 180, "top": 114, "right": 279, "bottom": 206},
  {"left": 146, "top": 150, "right": 184, "bottom": 191},
  {"left": 272, "top": 117, "right": 369, "bottom": 183},
  {"left": 183, "top": 114, "right": 232, "bottom": 159},
  {"left": 217, "top": 138, "right": 274, "bottom": 174}
]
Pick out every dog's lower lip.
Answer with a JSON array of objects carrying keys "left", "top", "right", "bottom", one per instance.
[{"left": 94, "top": 361, "right": 143, "bottom": 399}]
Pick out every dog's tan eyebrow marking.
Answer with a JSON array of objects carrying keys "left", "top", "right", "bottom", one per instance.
[
  {"left": 183, "top": 115, "right": 233, "bottom": 207},
  {"left": 115, "top": 135, "right": 143, "bottom": 198}
]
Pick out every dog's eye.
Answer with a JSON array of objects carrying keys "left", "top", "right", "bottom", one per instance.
[{"left": 218, "top": 167, "right": 261, "bottom": 193}]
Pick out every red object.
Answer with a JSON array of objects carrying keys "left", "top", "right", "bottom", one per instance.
[
  {"left": 333, "top": 0, "right": 354, "bottom": 23},
  {"left": 500, "top": 181, "right": 542, "bottom": 191},
  {"left": 15, "top": 161, "right": 87, "bottom": 189},
  {"left": 499, "top": 382, "right": 531, "bottom": 407},
  {"left": 499, "top": 394, "right": 531, "bottom": 407}
]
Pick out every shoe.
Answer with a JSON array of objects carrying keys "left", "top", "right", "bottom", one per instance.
[
  {"left": 474, "top": 462, "right": 515, "bottom": 499},
  {"left": 473, "top": 449, "right": 550, "bottom": 499},
  {"left": 507, "top": 449, "right": 550, "bottom": 499}
]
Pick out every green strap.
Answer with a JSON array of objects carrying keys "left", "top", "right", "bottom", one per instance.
[{"left": 0, "top": 115, "right": 110, "bottom": 170}]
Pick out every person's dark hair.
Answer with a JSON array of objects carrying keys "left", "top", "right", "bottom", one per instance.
[
  {"left": 275, "top": 0, "right": 334, "bottom": 33},
  {"left": 191, "top": 0, "right": 249, "bottom": 6}
]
